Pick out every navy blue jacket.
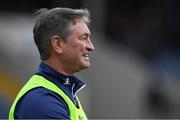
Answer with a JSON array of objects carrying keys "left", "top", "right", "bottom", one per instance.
[{"left": 14, "top": 62, "right": 86, "bottom": 119}]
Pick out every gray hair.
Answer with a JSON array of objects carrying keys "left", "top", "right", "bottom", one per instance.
[{"left": 33, "top": 7, "right": 90, "bottom": 60}]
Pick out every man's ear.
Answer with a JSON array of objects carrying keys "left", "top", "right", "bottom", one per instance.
[{"left": 51, "top": 35, "right": 64, "bottom": 54}]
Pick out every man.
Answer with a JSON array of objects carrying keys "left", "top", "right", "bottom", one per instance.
[{"left": 9, "top": 7, "right": 94, "bottom": 119}]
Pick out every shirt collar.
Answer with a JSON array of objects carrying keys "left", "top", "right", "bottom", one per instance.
[{"left": 35, "top": 62, "right": 86, "bottom": 94}]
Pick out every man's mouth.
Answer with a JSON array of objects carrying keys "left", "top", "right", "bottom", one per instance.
[
  {"left": 82, "top": 53, "right": 90, "bottom": 61},
  {"left": 82, "top": 53, "right": 89, "bottom": 57}
]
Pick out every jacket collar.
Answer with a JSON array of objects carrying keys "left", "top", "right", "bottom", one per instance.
[{"left": 35, "top": 62, "right": 86, "bottom": 95}]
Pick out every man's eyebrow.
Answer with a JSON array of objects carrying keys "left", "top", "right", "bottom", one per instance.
[
  {"left": 81, "top": 33, "right": 90, "bottom": 38},
  {"left": 83, "top": 32, "right": 90, "bottom": 36}
]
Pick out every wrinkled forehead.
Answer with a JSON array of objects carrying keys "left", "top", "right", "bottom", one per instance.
[{"left": 69, "top": 19, "right": 91, "bottom": 35}]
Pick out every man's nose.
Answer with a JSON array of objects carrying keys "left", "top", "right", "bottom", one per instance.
[{"left": 86, "top": 39, "right": 95, "bottom": 51}]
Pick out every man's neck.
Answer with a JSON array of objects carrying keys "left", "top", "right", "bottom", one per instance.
[{"left": 42, "top": 58, "right": 73, "bottom": 76}]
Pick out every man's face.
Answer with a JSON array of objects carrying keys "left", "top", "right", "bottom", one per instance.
[{"left": 60, "top": 20, "right": 95, "bottom": 73}]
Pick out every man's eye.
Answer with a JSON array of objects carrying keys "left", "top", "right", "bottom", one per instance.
[{"left": 80, "top": 35, "right": 88, "bottom": 40}]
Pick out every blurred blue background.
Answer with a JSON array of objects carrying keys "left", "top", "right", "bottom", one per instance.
[{"left": 1, "top": 0, "right": 180, "bottom": 119}]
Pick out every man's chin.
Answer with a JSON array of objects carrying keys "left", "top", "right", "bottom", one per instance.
[{"left": 82, "top": 62, "right": 90, "bottom": 69}]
